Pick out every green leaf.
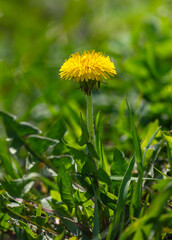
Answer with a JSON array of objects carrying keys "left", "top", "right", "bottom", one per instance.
[
  {"left": 0, "top": 212, "right": 10, "bottom": 231},
  {"left": 142, "top": 126, "right": 161, "bottom": 169},
  {"left": 75, "top": 175, "right": 94, "bottom": 197},
  {"left": 100, "top": 192, "right": 117, "bottom": 210},
  {"left": 2, "top": 178, "right": 34, "bottom": 198},
  {"left": 53, "top": 231, "right": 65, "bottom": 240},
  {"left": 50, "top": 190, "right": 62, "bottom": 202},
  {"left": 127, "top": 101, "right": 143, "bottom": 219},
  {"left": 0, "top": 110, "right": 41, "bottom": 139},
  {"left": 81, "top": 159, "right": 97, "bottom": 177},
  {"left": 48, "top": 155, "right": 74, "bottom": 172},
  {"left": 110, "top": 176, "right": 160, "bottom": 181},
  {"left": 97, "top": 168, "right": 111, "bottom": 185},
  {"left": 130, "top": 176, "right": 142, "bottom": 219},
  {"left": 30, "top": 215, "right": 49, "bottom": 227},
  {"left": 153, "top": 165, "right": 170, "bottom": 179},
  {"left": 2, "top": 173, "right": 39, "bottom": 197},
  {"left": 0, "top": 110, "right": 58, "bottom": 171},
  {"left": 93, "top": 193, "right": 99, "bottom": 239},
  {"left": 46, "top": 117, "right": 67, "bottom": 140},
  {"left": 163, "top": 133, "right": 172, "bottom": 175},
  {"left": 62, "top": 218, "right": 82, "bottom": 236},
  {"left": 40, "top": 176, "right": 59, "bottom": 191},
  {"left": 67, "top": 146, "right": 89, "bottom": 171},
  {"left": 36, "top": 204, "right": 42, "bottom": 217},
  {"left": 0, "top": 139, "right": 18, "bottom": 179},
  {"left": 57, "top": 166, "right": 75, "bottom": 210},
  {"left": 111, "top": 148, "right": 128, "bottom": 176},
  {"left": 95, "top": 111, "right": 109, "bottom": 175},
  {"left": 25, "top": 135, "right": 59, "bottom": 155},
  {"left": 13, "top": 224, "right": 29, "bottom": 240},
  {"left": 19, "top": 221, "right": 37, "bottom": 239},
  {"left": 79, "top": 114, "right": 89, "bottom": 146},
  {"left": 87, "top": 142, "right": 99, "bottom": 159},
  {"left": 107, "top": 155, "right": 135, "bottom": 240},
  {"left": 74, "top": 191, "right": 92, "bottom": 204},
  {"left": 127, "top": 101, "right": 143, "bottom": 176}
]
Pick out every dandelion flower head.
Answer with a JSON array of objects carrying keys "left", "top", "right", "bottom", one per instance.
[{"left": 59, "top": 50, "right": 117, "bottom": 94}]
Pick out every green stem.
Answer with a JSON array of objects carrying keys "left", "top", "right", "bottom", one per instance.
[
  {"left": 86, "top": 93, "right": 107, "bottom": 232},
  {"left": 86, "top": 93, "right": 96, "bottom": 147}
]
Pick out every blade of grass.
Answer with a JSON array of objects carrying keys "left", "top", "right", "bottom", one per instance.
[
  {"left": 127, "top": 101, "right": 143, "bottom": 218},
  {"left": 152, "top": 165, "right": 171, "bottom": 179},
  {"left": 95, "top": 111, "right": 109, "bottom": 175},
  {"left": 163, "top": 133, "right": 172, "bottom": 176},
  {"left": 142, "top": 127, "right": 161, "bottom": 169},
  {"left": 106, "top": 155, "right": 135, "bottom": 240},
  {"left": 127, "top": 100, "right": 143, "bottom": 177},
  {"left": 110, "top": 176, "right": 160, "bottom": 181},
  {"left": 130, "top": 176, "right": 142, "bottom": 219}
]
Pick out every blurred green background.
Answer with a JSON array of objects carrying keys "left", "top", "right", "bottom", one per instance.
[{"left": 0, "top": 0, "right": 172, "bottom": 151}]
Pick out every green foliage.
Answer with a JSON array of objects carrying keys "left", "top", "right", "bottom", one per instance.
[
  {"left": 1, "top": 107, "right": 171, "bottom": 239},
  {"left": 0, "top": 0, "right": 172, "bottom": 239}
]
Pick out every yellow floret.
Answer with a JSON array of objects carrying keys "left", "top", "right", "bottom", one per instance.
[{"left": 59, "top": 50, "right": 116, "bottom": 82}]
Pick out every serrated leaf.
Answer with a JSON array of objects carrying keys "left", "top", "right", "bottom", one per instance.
[
  {"left": 75, "top": 175, "right": 94, "bottom": 197},
  {"left": 0, "top": 110, "right": 58, "bottom": 171},
  {"left": 0, "top": 139, "right": 18, "bottom": 179},
  {"left": 0, "top": 110, "right": 41, "bottom": 139},
  {"left": 30, "top": 215, "right": 48, "bottom": 227},
  {"left": 2, "top": 178, "right": 35, "bottom": 198},
  {"left": 2, "top": 173, "right": 39, "bottom": 197},
  {"left": 87, "top": 142, "right": 99, "bottom": 159},
  {"left": 62, "top": 218, "right": 82, "bottom": 236},
  {"left": 74, "top": 191, "right": 92, "bottom": 204},
  {"left": 67, "top": 146, "right": 91, "bottom": 172},
  {"left": 100, "top": 192, "right": 117, "bottom": 210},
  {"left": 48, "top": 155, "right": 74, "bottom": 172},
  {"left": 57, "top": 166, "right": 75, "bottom": 210},
  {"left": 97, "top": 168, "right": 111, "bottom": 185},
  {"left": 25, "top": 135, "right": 59, "bottom": 154},
  {"left": 111, "top": 148, "right": 128, "bottom": 176},
  {"left": 81, "top": 159, "right": 97, "bottom": 177},
  {"left": 19, "top": 221, "right": 37, "bottom": 238}
]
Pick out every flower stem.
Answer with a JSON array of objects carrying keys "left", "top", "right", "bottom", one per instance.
[
  {"left": 86, "top": 93, "right": 96, "bottom": 147},
  {"left": 86, "top": 94, "right": 107, "bottom": 232}
]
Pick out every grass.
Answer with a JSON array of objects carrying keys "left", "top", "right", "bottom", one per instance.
[{"left": 0, "top": 0, "right": 172, "bottom": 239}]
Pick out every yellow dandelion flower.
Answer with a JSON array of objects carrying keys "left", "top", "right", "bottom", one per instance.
[{"left": 59, "top": 50, "right": 117, "bottom": 94}]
